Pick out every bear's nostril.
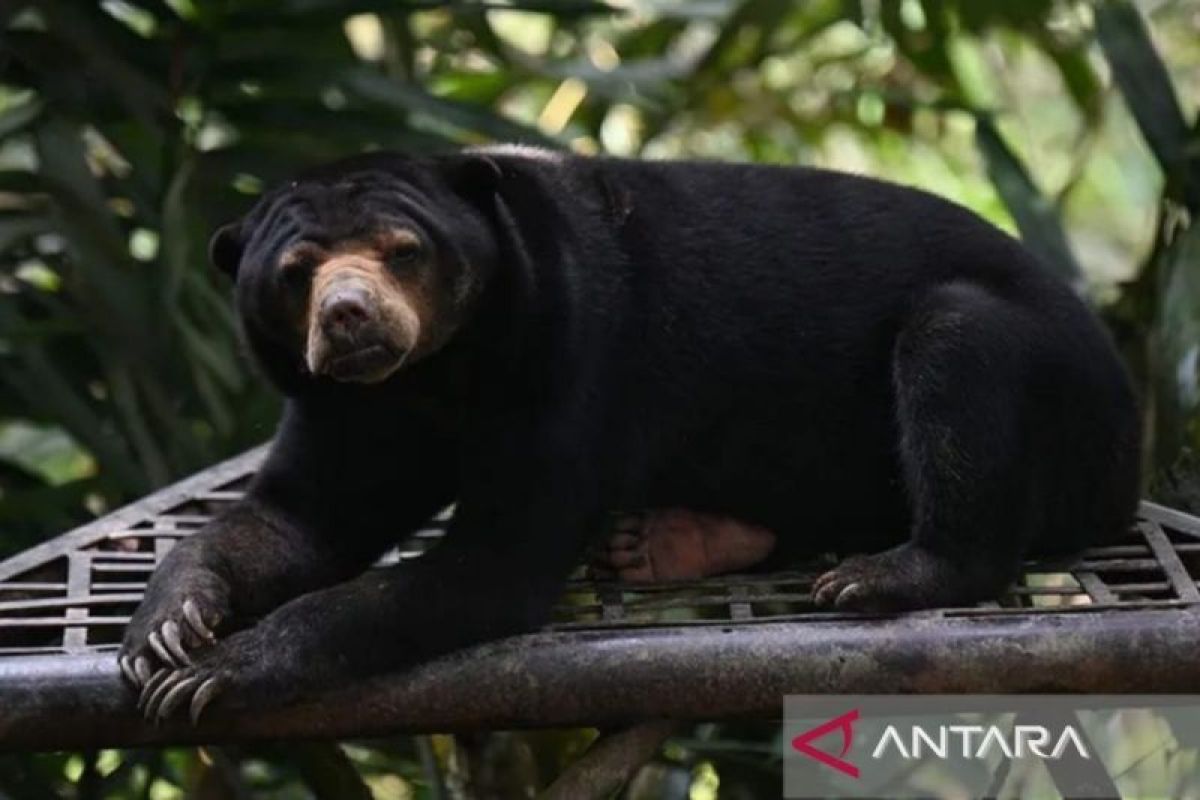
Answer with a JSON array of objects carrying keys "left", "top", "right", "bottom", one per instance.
[{"left": 321, "top": 289, "right": 370, "bottom": 337}]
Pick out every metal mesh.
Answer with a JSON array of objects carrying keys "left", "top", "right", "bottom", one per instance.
[{"left": 3, "top": 446, "right": 1199, "bottom": 657}]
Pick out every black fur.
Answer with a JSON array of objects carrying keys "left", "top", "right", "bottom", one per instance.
[{"left": 121, "top": 150, "right": 1141, "bottom": 717}]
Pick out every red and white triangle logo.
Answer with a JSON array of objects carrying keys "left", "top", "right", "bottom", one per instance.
[{"left": 791, "top": 709, "right": 860, "bottom": 778}]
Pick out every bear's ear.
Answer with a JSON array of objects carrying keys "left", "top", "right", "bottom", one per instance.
[{"left": 208, "top": 221, "right": 245, "bottom": 279}]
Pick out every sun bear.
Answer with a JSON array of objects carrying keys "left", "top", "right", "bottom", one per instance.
[{"left": 120, "top": 147, "right": 1141, "bottom": 723}]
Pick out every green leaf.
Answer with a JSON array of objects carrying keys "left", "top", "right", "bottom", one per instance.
[
  {"left": 973, "top": 116, "right": 1084, "bottom": 288},
  {"left": 342, "top": 68, "right": 559, "bottom": 145},
  {"left": 28, "top": 0, "right": 171, "bottom": 126},
  {"left": 1034, "top": 34, "right": 1102, "bottom": 123},
  {"left": 218, "top": 0, "right": 615, "bottom": 31},
  {"left": 0, "top": 346, "right": 145, "bottom": 495},
  {"left": 0, "top": 97, "right": 43, "bottom": 138},
  {"left": 1094, "top": 0, "right": 1199, "bottom": 208},
  {"left": 176, "top": 314, "right": 242, "bottom": 393},
  {"left": 1151, "top": 218, "right": 1200, "bottom": 465}
]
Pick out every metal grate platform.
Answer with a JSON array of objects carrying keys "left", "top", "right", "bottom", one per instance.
[{"left": 3, "top": 446, "right": 1200, "bottom": 750}]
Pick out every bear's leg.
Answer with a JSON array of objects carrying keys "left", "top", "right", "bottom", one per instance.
[
  {"left": 813, "top": 282, "right": 1037, "bottom": 611},
  {"left": 121, "top": 407, "right": 457, "bottom": 697},
  {"left": 590, "top": 510, "right": 777, "bottom": 582},
  {"left": 136, "top": 455, "right": 599, "bottom": 723}
]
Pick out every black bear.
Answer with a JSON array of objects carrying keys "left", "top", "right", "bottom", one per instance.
[{"left": 120, "top": 146, "right": 1141, "bottom": 723}]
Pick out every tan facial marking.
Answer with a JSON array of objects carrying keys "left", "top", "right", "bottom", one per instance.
[
  {"left": 278, "top": 242, "right": 322, "bottom": 272},
  {"left": 378, "top": 227, "right": 422, "bottom": 256},
  {"left": 302, "top": 231, "right": 439, "bottom": 382}
]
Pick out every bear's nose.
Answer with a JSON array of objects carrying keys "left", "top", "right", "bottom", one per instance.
[{"left": 320, "top": 286, "right": 371, "bottom": 342}]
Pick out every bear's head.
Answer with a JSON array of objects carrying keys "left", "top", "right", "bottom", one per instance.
[{"left": 208, "top": 153, "right": 503, "bottom": 391}]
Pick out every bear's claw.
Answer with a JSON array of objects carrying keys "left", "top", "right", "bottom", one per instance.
[
  {"left": 160, "top": 620, "right": 192, "bottom": 665},
  {"left": 146, "top": 630, "right": 176, "bottom": 667},
  {"left": 136, "top": 662, "right": 226, "bottom": 724},
  {"left": 119, "top": 655, "right": 138, "bottom": 686},
  {"left": 182, "top": 597, "right": 216, "bottom": 643},
  {"left": 121, "top": 592, "right": 226, "bottom": 691},
  {"left": 810, "top": 544, "right": 981, "bottom": 611},
  {"left": 811, "top": 570, "right": 864, "bottom": 608}
]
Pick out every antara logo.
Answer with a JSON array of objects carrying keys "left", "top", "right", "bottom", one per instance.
[
  {"left": 791, "top": 710, "right": 1092, "bottom": 778},
  {"left": 872, "top": 724, "right": 1091, "bottom": 761}
]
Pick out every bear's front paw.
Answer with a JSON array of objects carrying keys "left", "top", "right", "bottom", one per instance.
[
  {"left": 119, "top": 570, "right": 231, "bottom": 691},
  {"left": 136, "top": 622, "right": 292, "bottom": 725},
  {"left": 136, "top": 590, "right": 340, "bottom": 725}
]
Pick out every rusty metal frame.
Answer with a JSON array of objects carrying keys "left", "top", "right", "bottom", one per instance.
[{"left": 3, "top": 447, "right": 1200, "bottom": 751}]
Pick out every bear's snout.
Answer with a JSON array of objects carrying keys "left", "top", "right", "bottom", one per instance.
[
  {"left": 319, "top": 282, "right": 374, "bottom": 346},
  {"left": 304, "top": 263, "right": 422, "bottom": 385}
]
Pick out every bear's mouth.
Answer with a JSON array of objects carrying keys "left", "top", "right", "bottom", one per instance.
[{"left": 323, "top": 344, "right": 406, "bottom": 384}]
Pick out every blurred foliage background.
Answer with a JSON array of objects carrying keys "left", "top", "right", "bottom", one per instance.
[{"left": 0, "top": 0, "right": 1198, "bottom": 797}]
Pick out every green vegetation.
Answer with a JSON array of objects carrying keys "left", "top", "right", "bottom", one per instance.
[{"left": 1, "top": 0, "right": 1198, "bottom": 796}]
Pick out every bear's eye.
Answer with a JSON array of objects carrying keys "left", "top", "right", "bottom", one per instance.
[
  {"left": 383, "top": 230, "right": 423, "bottom": 268},
  {"left": 278, "top": 246, "right": 319, "bottom": 287}
]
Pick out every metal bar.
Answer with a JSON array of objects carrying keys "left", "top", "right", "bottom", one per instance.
[
  {"left": 62, "top": 553, "right": 90, "bottom": 653},
  {"left": 1110, "top": 582, "right": 1172, "bottom": 593},
  {"left": 622, "top": 593, "right": 808, "bottom": 611},
  {"left": 91, "top": 564, "right": 155, "bottom": 574},
  {"left": 0, "top": 583, "right": 67, "bottom": 592},
  {"left": 1141, "top": 521, "right": 1200, "bottom": 601},
  {"left": 104, "top": 529, "right": 187, "bottom": 540},
  {"left": 0, "top": 594, "right": 143, "bottom": 613},
  {"left": 0, "top": 445, "right": 268, "bottom": 583},
  {"left": 0, "top": 617, "right": 130, "bottom": 628},
  {"left": 1075, "top": 558, "right": 1162, "bottom": 571},
  {"left": 1009, "top": 585, "right": 1082, "bottom": 596},
  {"left": 1074, "top": 572, "right": 1117, "bottom": 604},
  {"left": 1060, "top": 544, "right": 1148, "bottom": 558},
  {"left": 0, "top": 646, "right": 106, "bottom": 656},
  {"left": 1140, "top": 501, "right": 1200, "bottom": 538},
  {"left": 728, "top": 584, "right": 753, "bottom": 621},
  {"left": 599, "top": 583, "right": 625, "bottom": 623},
  {"left": 564, "top": 571, "right": 817, "bottom": 593},
  {"left": 86, "top": 552, "right": 156, "bottom": 562},
  {"left": 154, "top": 536, "right": 177, "bottom": 565},
  {"left": 548, "top": 612, "right": 883, "bottom": 630},
  {"left": 3, "top": 608, "right": 1200, "bottom": 751},
  {"left": 945, "top": 599, "right": 1193, "bottom": 617}
]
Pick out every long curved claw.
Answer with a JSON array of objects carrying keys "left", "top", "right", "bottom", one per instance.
[
  {"left": 190, "top": 677, "right": 223, "bottom": 725},
  {"left": 154, "top": 675, "right": 201, "bottom": 722},
  {"left": 811, "top": 569, "right": 839, "bottom": 602},
  {"left": 134, "top": 656, "right": 153, "bottom": 684},
  {"left": 161, "top": 620, "right": 192, "bottom": 665},
  {"left": 835, "top": 582, "right": 864, "bottom": 607},
  {"left": 137, "top": 669, "right": 171, "bottom": 712},
  {"left": 143, "top": 670, "right": 191, "bottom": 721},
  {"left": 147, "top": 631, "right": 178, "bottom": 668},
  {"left": 119, "top": 655, "right": 138, "bottom": 687},
  {"left": 182, "top": 598, "right": 215, "bottom": 643}
]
